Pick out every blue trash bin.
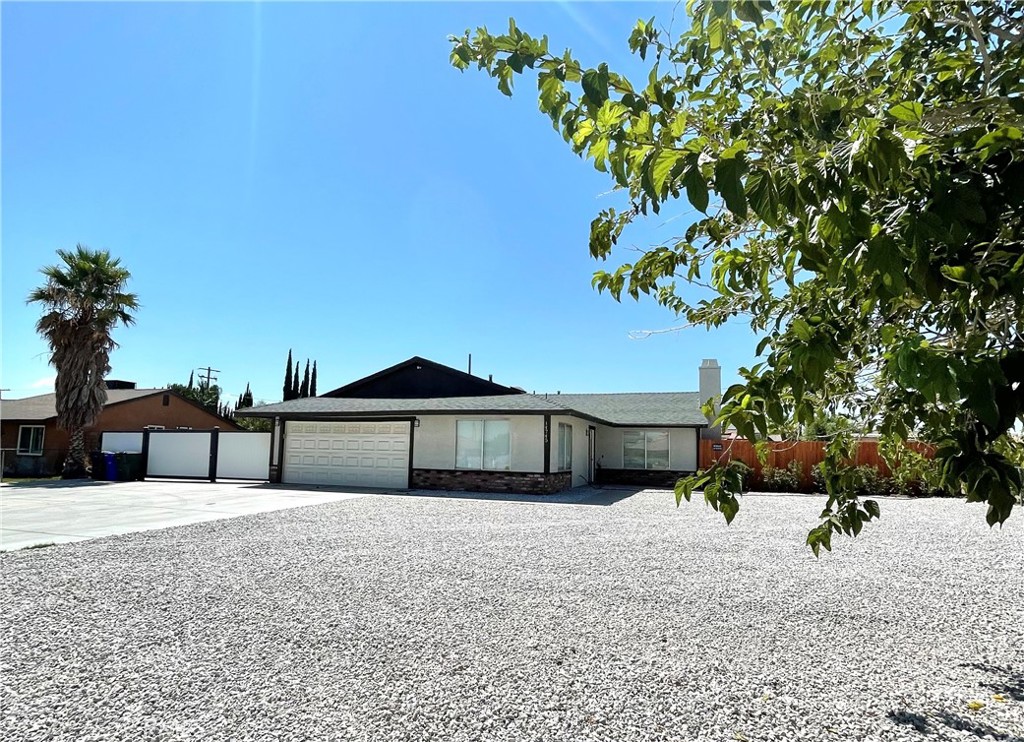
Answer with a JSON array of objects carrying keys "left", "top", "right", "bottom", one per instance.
[{"left": 103, "top": 452, "right": 118, "bottom": 481}]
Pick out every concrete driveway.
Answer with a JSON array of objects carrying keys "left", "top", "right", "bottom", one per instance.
[{"left": 0, "top": 479, "right": 370, "bottom": 550}]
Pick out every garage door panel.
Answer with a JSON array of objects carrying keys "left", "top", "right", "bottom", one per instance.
[{"left": 283, "top": 421, "right": 410, "bottom": 488}]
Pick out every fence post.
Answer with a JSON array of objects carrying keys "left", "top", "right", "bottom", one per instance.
[
  {"left": 141, "top": 429, "right": 151, "bottom": 479},
  {"left": 209, "top": 427, "right": 219, "bottom": 482}
]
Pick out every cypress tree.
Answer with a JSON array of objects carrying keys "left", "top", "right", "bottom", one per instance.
[
  {"left": 283, "top": 350, "right": 294, "bottom": 401},
  {"left": 187, "top": 370, "right": 194, "bottom": 390},
  {"left": 310, "top": 361, "right": 318, "bottom": 397},
  {"left": 240, "top": 383, "right": 253, "bottom": 408},
  {"left": 292, "top": 361, "right": 300, "bottom": 399},
  {"left": 300, "top": 359, "right": 311, "bottom": 398}
]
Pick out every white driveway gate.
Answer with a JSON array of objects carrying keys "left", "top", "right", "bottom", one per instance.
[{"left": 99, "top": 429, "right": 271, "bottom": 481}]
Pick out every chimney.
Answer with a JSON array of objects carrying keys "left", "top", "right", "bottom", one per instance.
[{"left": 698, "top": 359, "right": 722, "bottom": 440}]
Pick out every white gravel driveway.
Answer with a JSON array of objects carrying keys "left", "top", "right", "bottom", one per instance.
[{"left": 1, "top": 489, "right": 1021, "bottom": 741}]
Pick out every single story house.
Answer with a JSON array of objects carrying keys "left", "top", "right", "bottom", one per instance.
[
  {"left": 238, "top": 357, "right": 722, "bottom": 494},
  {"left": 1, "top": 382, "right": 240, "bottom": 477}
]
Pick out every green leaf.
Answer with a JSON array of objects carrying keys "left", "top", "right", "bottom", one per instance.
[
  {"left": 734, "top": 0, "right": 764, "bottom": 25},
  {"left": 816, "top": 210, "right": 846, "bottom": 248},
  {"left": 581, "top": 64, "right": 610, "bottom": 106},
  {"left": 715, "top": 156, "right": 747, "bottom": 219},
  {"left": 597, "top": 100, "right": 628, "bottom": 130},
  {"left": 651, "top": 150, "right": 682, "bottom": 197},
  {"left": 940, "top": 265, "right": 972, "bottom": 285},
  {"left": 684, "top": 161, "right": 709, "bottom": 213},
  {"left": 888, "top": 101, "right": 924, "bottom": 122},
  {"left": 745, "top": 170, "right": 780, "bottom": 228},
  {"left": 790, "top": 317, "right": 813, "bottom": 342}
]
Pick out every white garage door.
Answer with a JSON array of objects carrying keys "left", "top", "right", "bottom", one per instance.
[{"left": 283, "top": 421, "right": 410, "bottom": 488}]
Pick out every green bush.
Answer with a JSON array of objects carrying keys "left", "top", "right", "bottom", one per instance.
[{"left": 760, "top": 464, "right": 801, "bottom": 493}]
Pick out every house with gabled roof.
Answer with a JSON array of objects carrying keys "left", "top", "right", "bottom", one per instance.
[
  {"left": 1, "top": 383, "right": 240, "bottom": 477},
  {"left": 237, "top": 357, "right": 722, "bottom": 494}
]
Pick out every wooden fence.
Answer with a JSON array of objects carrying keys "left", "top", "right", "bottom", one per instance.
[{"left": 699, "top": 439, "right": 934, "bottom": 487}]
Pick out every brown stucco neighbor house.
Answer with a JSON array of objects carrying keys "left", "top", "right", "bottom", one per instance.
[
  {"left": 1, "top": 385, "right": 240, "bottom": 477},
  {"left": 237, "top": 357, "right": 723, "bottom": 494}
]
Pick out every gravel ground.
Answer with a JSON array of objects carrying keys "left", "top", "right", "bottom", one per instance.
[{"left": 1, "top": 488, "right": 1021, "bottom": 742}]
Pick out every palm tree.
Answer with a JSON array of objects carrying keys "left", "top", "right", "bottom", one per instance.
[{"left": 28, "top": 246, "right": 138, "bottom": 478}]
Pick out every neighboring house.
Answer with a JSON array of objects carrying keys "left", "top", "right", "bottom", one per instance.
[
  {"left": 238, "top": 357, "right": 722, "bottom": 494},
  {"left": 1, "top": 383, "right": 241, "bottom": 477}
]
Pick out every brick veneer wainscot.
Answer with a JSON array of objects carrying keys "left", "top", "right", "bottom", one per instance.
[
  {"left": 410, "top": 469, "right": 572, "bottom": 495},
  {"left": 595, "top": 468, "right": 693, "bottom": 488}
]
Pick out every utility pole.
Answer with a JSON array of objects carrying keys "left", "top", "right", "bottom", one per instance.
[{"left": 196, "top": 367, "right": 220, "bottom": 388}]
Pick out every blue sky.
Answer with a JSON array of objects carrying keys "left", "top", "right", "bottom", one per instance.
[{"left": 2, "top": 2, "right": 758, "bottom": 405}]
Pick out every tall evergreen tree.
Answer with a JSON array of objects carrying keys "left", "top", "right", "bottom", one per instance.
[
  {"left": 239, "top": 383, "right": 253, "bottom": 409},
  {"left": 310, "top": 361, "right": 318, "bottom": 397},
  {"left": 292, "top": 361, "right": 300, "bottom": 399},
  {"left": 283, "top": 349, "right": 294, "bottom": 401},
  {"left": 187, "top": 370, "right": 194, "bottom": 390},
  {"left": 300, "top": 359, "right": 311, "bottom": 398}
]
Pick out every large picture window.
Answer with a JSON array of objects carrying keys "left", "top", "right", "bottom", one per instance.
[
  {"left": 622, "top": 430, "right": 670, "bottom": 470},
  {"left": 557, "top": 423, "right": 573, "bottom": 472},
  {"left": 456, "top": 420, "right": 510, "bottom": 470},
  {"left": 17, "top": 425, "right": 45, "bottom": 456}
]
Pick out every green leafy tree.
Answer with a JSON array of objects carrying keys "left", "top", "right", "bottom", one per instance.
[
  {"left": 167, "top": 378, "right": 222, "bottom": 415},
  {"left": 28, "top": 246, "right": 139, "bottom": 477},
  {"left": 451, "top": 1, "right": 1024, "bottom": 551},
  {"left": 311, "top": 361, "right": 318, "bottom": 397},
  {"left": 292, "top": 361, "right": 300, "bottom": 400},
  {"left": 283, "top": 349, "right": 294, "bottom": 401}
]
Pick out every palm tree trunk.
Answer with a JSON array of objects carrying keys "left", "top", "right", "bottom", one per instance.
[{"left": 62, "top": 426, "right": 90, "bottom": 479}]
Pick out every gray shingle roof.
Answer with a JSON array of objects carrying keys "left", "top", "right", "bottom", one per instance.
[
  {"left": 238, "top": 394, "right": 571, "bottom": 417},
  {"left": 239, "top": 391, "right": 707, "bottom": 427},
  {"left": 552, "top": 392, "right": 707, "bottom": 426},
  {"left": 1, "top": 389, "right": 166, "bottom": 422}
]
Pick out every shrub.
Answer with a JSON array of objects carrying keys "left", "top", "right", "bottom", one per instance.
[
  {"left": 760, "top": 464, "right": 801, "bottom": 493},
  {"left": 851, "top": 465, "right": 896, "bottom": 498},
  {"left": 811, "top": 463, "right": 827, "bottom": 493}
]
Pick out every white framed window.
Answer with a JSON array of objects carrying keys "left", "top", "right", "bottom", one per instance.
[
  {"left": 622, "top": 430, "right": 670, "bottom": 470},
  {"left": 17, "top": 425, "right": 45, "bottom": 456},
  {"left": 456, "top": 420, "right": 510, "bottom": 470},
  {"left": 557, "top": 423, "right": 573, "bottom": 472}
]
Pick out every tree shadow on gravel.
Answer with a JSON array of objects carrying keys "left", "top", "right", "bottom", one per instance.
[
  {"left": 889, "top": 709, "right": 1022, "bottom": 740},
  {"left": 961, "top": 662, "right": 1024, "bottom": 702},
  {"left": 888, "top": 662, "right": 1024, "bottom": 741}
]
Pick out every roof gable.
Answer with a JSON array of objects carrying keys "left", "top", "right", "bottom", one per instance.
[{"left": 322, "top": 356, "right": 524, "bottom": 399}]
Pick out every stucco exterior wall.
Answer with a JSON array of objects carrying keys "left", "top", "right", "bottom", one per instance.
[
  {"left": 413, "top": 414, "right": 544, "bottom": 472},
  {"left": 594, "top": 426, "right": 699, "bottom": 472}
]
